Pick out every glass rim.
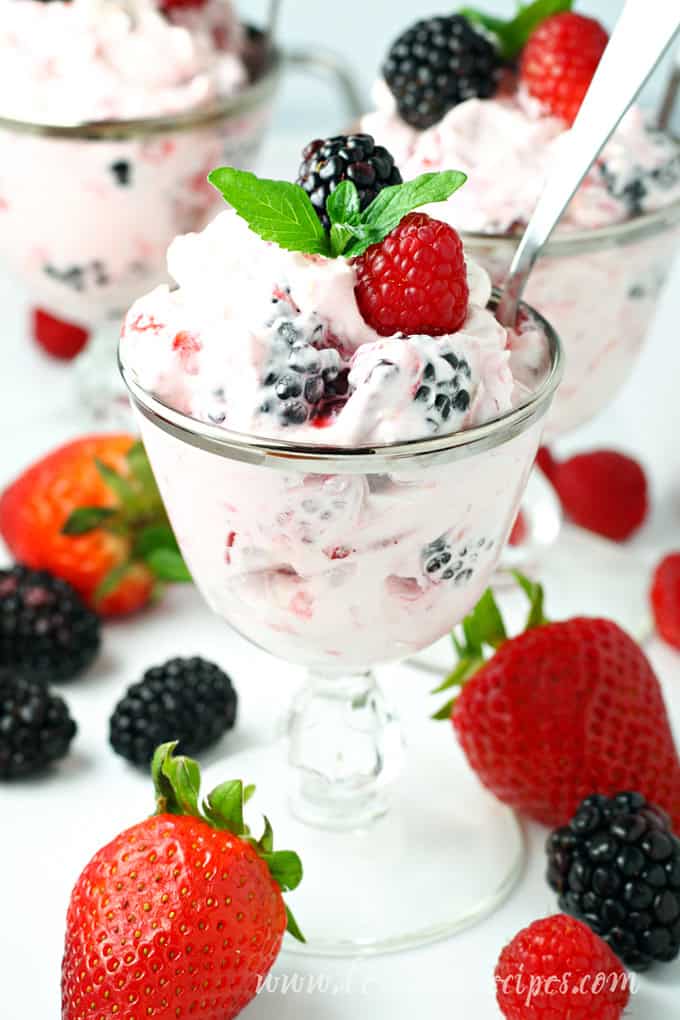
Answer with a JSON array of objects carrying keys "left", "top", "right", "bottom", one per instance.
[
  {"left": 0, "top": 45, "right": 282, "bottom": 140},
  {"left": 462, "top": 193, "right": 680, "bottom": 254},
  {"left": 119, "top": 290, "right": 564, "bottom": 474}
]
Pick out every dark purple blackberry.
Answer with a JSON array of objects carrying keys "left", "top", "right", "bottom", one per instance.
[
  {"left": 296, "top": 134, "right": 402, "bottom": 228},
  {"left": 0, "top": 669, "right": 77, "bottom": 779},
  {"left": 110, "top": 160, "right": 132, "bottom": 186},
  {"left": 547, "top": 792, "right": 680, "bottom": 972},
  {"left": 600, "top": 138, "right": 680, "bottom": 217},
  {"left": 383, "top": 14, "right": 503, "bottom": 130},
  {"left": 421, "top": 534, "right": 492, "bottom": 586},
  {"left": 259, "top": 316, "right": 349, "bottom": 427},
  {"left": 109, "top": 657, "right": 238, "bottom": 767},
  {"left": 0, "top": 566, "right": 100, "bottom": 684},
  {"left": 415, "top": 349, "right": 472, "bottom": 432}
]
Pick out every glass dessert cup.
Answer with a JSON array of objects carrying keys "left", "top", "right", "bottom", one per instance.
[
  {"left": 0, "top": 31, "right": 360, "bottom": 426},
  {"left": 120, "top": 297, "right": 562, "bottom": 956}
]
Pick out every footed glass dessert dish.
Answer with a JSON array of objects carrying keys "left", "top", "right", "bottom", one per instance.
[{"left": 120, "top": 295, "right": 563, "bottom": 956}]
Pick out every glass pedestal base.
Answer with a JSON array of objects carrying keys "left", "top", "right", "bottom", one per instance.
[{"left": 202, "top": 722, "right": 525, "bottom": 957}]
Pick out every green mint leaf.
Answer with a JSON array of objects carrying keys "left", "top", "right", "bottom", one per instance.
[
  {"left": 145, "top": 547, "right": 192, "bottom": 583},
  {"left": 326, "top": 180, "right": 361, "bottom": 227},
  {"left": 285, "top": 905, "right": 306, "bottom": 943},
  {"left": 208, "top": 167, "right": 330, "bottom": 256},
  {"left": 62, "top": 506, "right": 116, "bottom": 535},
  {"left": 461, "top": 0, "right": 573, "bottom": 60},
  {"left": 262, "top": 850, "right": 304, "bottom": 893}
]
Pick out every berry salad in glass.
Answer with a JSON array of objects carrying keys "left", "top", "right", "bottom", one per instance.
[{"left": 119, "top": 149, "right": 563, "bottom": 954}]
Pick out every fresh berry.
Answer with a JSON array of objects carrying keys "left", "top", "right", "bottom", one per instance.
[
  {"left": 0, "top": 566, "right": 100, "bottom": 683},
  {"left": 354, "top": 212, "right": 469, "bottom": 337},
  {"left": 258, "top": 315, "right": 350, "bottom": 426},
  {"left": 651, "top": 553, "right": 680, "bottom": 650},
  {"left": 546, "top": 450, "right": 648, "bottom": 542},
  {"left": 413, "top": 348, "right": 472, "bottom": 428},
  {"left": 32, "top": 307, "right": 89, "bottom": 360},
  {"left": 110, "top": 657, "right": 238, "bottom": 767},
  {"left": 601, "top": 140, "right": 680, "bottom": 215},
  {"left": 158, "top": 0, "right": 206, "bottom": 11},
  {"left": 61, "top": 743, "right": 304, "bottom": 1020},
  {"left": 0, "top": 435, "right": 190, "bottom": 617},
  {"left": 383, "top": 15, "right": 502, "bottom": 130},
  {"left": 422, "top": 533, "right": 492, "bottom": 586},
  {"left": 547, "top": 792, "right": 680, "bottom": 971},
  {"left": 521, "top": 13, "right": 609, "bottom": 125},
  {"left": 437, "top": 577, "right": 680, "bottom": 830},
  {"left": 495, "top": 914, "right": 630, "bottom": 1020},
  {"left": 296, "top": 134, "right": 402, "bottom": 229},
  {"left": 0, "top": 669, "right": 77, "bottom": 779},
  {"left": 109, "top": 159, "right": 131, "bottom": 186}
]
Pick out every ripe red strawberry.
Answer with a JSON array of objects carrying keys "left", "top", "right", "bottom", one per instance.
[
  {"left": 353, "top": 212, "right": 469, "bottom": 337},
  {"left": 435, "top": 578, "right": 680, "bottom": 829},
  {"left": 651, "top": 553, "right": 680, "bottom": 650},
  {"left": 0, "top": 435, "right": 191, "bottom": 617},
  {"left": 62, "top": 743, "right": 304, "bottom": 1020},
  {"left": 32, "top": 307, "right": 89, "bottom": 360},
  {"left": 495, "top": 914, "right": 630, "bottom": 1020},
  {"left": 520, "top": 13, "right": 609, "bottom": 125},
  {"left": 540, "top": 449, "right": 648, "bottom": 542}
]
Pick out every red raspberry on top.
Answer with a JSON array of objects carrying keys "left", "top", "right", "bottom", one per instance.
[
  {"left": 495, "top": 914, "right": 631, "bottom": 1020},
  {"left": 353, "top": 212, "right": 469, "bottom": 337},
  {"left": 651, "top": 553, "right": 680, "bottom": 650},
  {"left": 521, "top": 13, "right": 609, "bottom": 125}
]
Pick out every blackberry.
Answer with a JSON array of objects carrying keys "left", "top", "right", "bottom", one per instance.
[
  {"left": 414, "top": 349, "right": 472, "bottom": 432},
  {"left": 110, "top": 160, "right": 132, "bottom": 186},
  {"left": 383, "top": 15, "right": 503, "bottom": 130},
  {"left": 421, "top": 533, "right": 492, "bottom": 585},
  {"left": 259, "top": 316, "right": 349, "bottom": 427},
  {"left": 547, "top": 792, "right": 680, "bottom": 971},
  {"left": 600, "top": 143, "right": 680, "bottom": 216},
  {"left": 0, "top": 669, "right": 77, "bottom": 779},
  {"left": 296, "top": 134, "right": 402, "bottom": 229},
  {"left": 109, "top": 657, "right": 238, "bottom": 767},
  {"left": 0, "top": 566, "right": 100, "bottom": 684}
]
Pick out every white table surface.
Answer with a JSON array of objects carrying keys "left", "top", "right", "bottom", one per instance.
[{"left": 2, "top": 128, "right": 680, "bottom": 1017}]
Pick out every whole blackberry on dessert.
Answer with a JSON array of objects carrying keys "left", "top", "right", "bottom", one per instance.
[
  {"left": 296, "top": 134, "right": 402, "bottom": 228},
  {"left": 383, "top": 15, "right": 503, "bottom": 130},
  {"left": 0, "top": 669, "right": 77, "bottom": 779},
  {"left": 0, "top": 565, "right": 100, "bottom": 684},
  {"left": 110, "top": 657, "right": 238, "bottom": 766},
  {"left": 547, "top": 792, "right": 680, "bottom": 971}
]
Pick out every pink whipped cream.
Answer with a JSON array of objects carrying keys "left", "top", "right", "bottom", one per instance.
[
  {"left": 0, "top": 0, "right": 246, "bottom": 124},
  {"left": 361, "top": 82, "right": 680, "bottom": 233},
  {"left": 121, "top": 208, "right": 550, "bottom": 446}
]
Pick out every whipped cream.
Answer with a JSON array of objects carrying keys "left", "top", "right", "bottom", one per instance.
[
  {"left": 361, "top": 82, "right": 680, "bottom": 232},
  {"left": 121, "top": 209, "right": 550, "bottom": 445},
  {"left": 0, "top": 0, "right": 246, "bottom": 124}
]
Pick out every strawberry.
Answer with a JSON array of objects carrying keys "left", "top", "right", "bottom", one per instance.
[
  {"left": 495, "top": 914, "right": 630, "bottom": 1020},
  {"left": 0, "top": 435, "right": 191, "bottom": 617},
  {"left": 62, "top": 743, "right": 304, "bottom": 1020},
  {"left": 520, "top": 12, "right": 609, "bottom": 125},
  {"left": 32, "top": 307, "right": 89, "bottom": 360},
  {"left": 537, "top": 448, "right": 649, "bottom": 542},
  {"left": 651, "top": 553, "right": 680, "bottom": 650},
  {"left": 434, "top": 575, "right": 680, "bottom": 829}
]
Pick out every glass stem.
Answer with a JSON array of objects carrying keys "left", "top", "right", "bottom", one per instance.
[{"left": 287, "top": 670, "right": 404, "bottom": 831}]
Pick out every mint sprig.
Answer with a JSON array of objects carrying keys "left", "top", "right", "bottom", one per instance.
[
  {"left": 208, "top": 167, "right": 467, "bottom": 260},
  {"left": 461, "top": 0, "right": 573, "bottom": 60}
]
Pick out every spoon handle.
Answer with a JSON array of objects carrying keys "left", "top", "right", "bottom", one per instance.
[{"left": 497, "top": 0, "right": 680, "bottom": 327}]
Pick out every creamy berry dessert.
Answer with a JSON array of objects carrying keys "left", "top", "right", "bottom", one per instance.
[
  {"left": 0, "top": 0, "right": 273, "bottom": 355},
  {"left": 360, "top": 3, "right": 680, "bottom": 437},
  {"left": 120, "top": 153, "right": 560, "bottom": 666}
]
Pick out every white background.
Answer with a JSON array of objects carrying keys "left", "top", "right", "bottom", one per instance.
[{"left": 2, "top": 0, "right": 680, "bottom": 1016}]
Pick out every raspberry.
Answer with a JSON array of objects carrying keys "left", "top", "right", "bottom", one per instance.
[
  {"left": 520, "top": 13, "right": 609, "bottom": 125},
  {"left": 383, "top": 15, "right": 502, "bottom": 129},
  {"left": 548, "top": 450, "right": 648, "bottom": 542},
  {"left": 651, "top": 553, "right": 680, "bottom": 650},
  {"left": 32, "top": 307, "right": 89, "bottom": 360},
  {"left": 296, "top": 134, "right": 402, "bottom": 229},
  {"left": 495, "top": 914, "right": 631, "bottom": 1020},
  {"left": 353, "top": 213, "right": 469, "bottom": 337}
]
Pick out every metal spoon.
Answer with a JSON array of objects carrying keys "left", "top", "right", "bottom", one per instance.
[{"left": 497, "top": 0, "right": 680, "bottom": 327}]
